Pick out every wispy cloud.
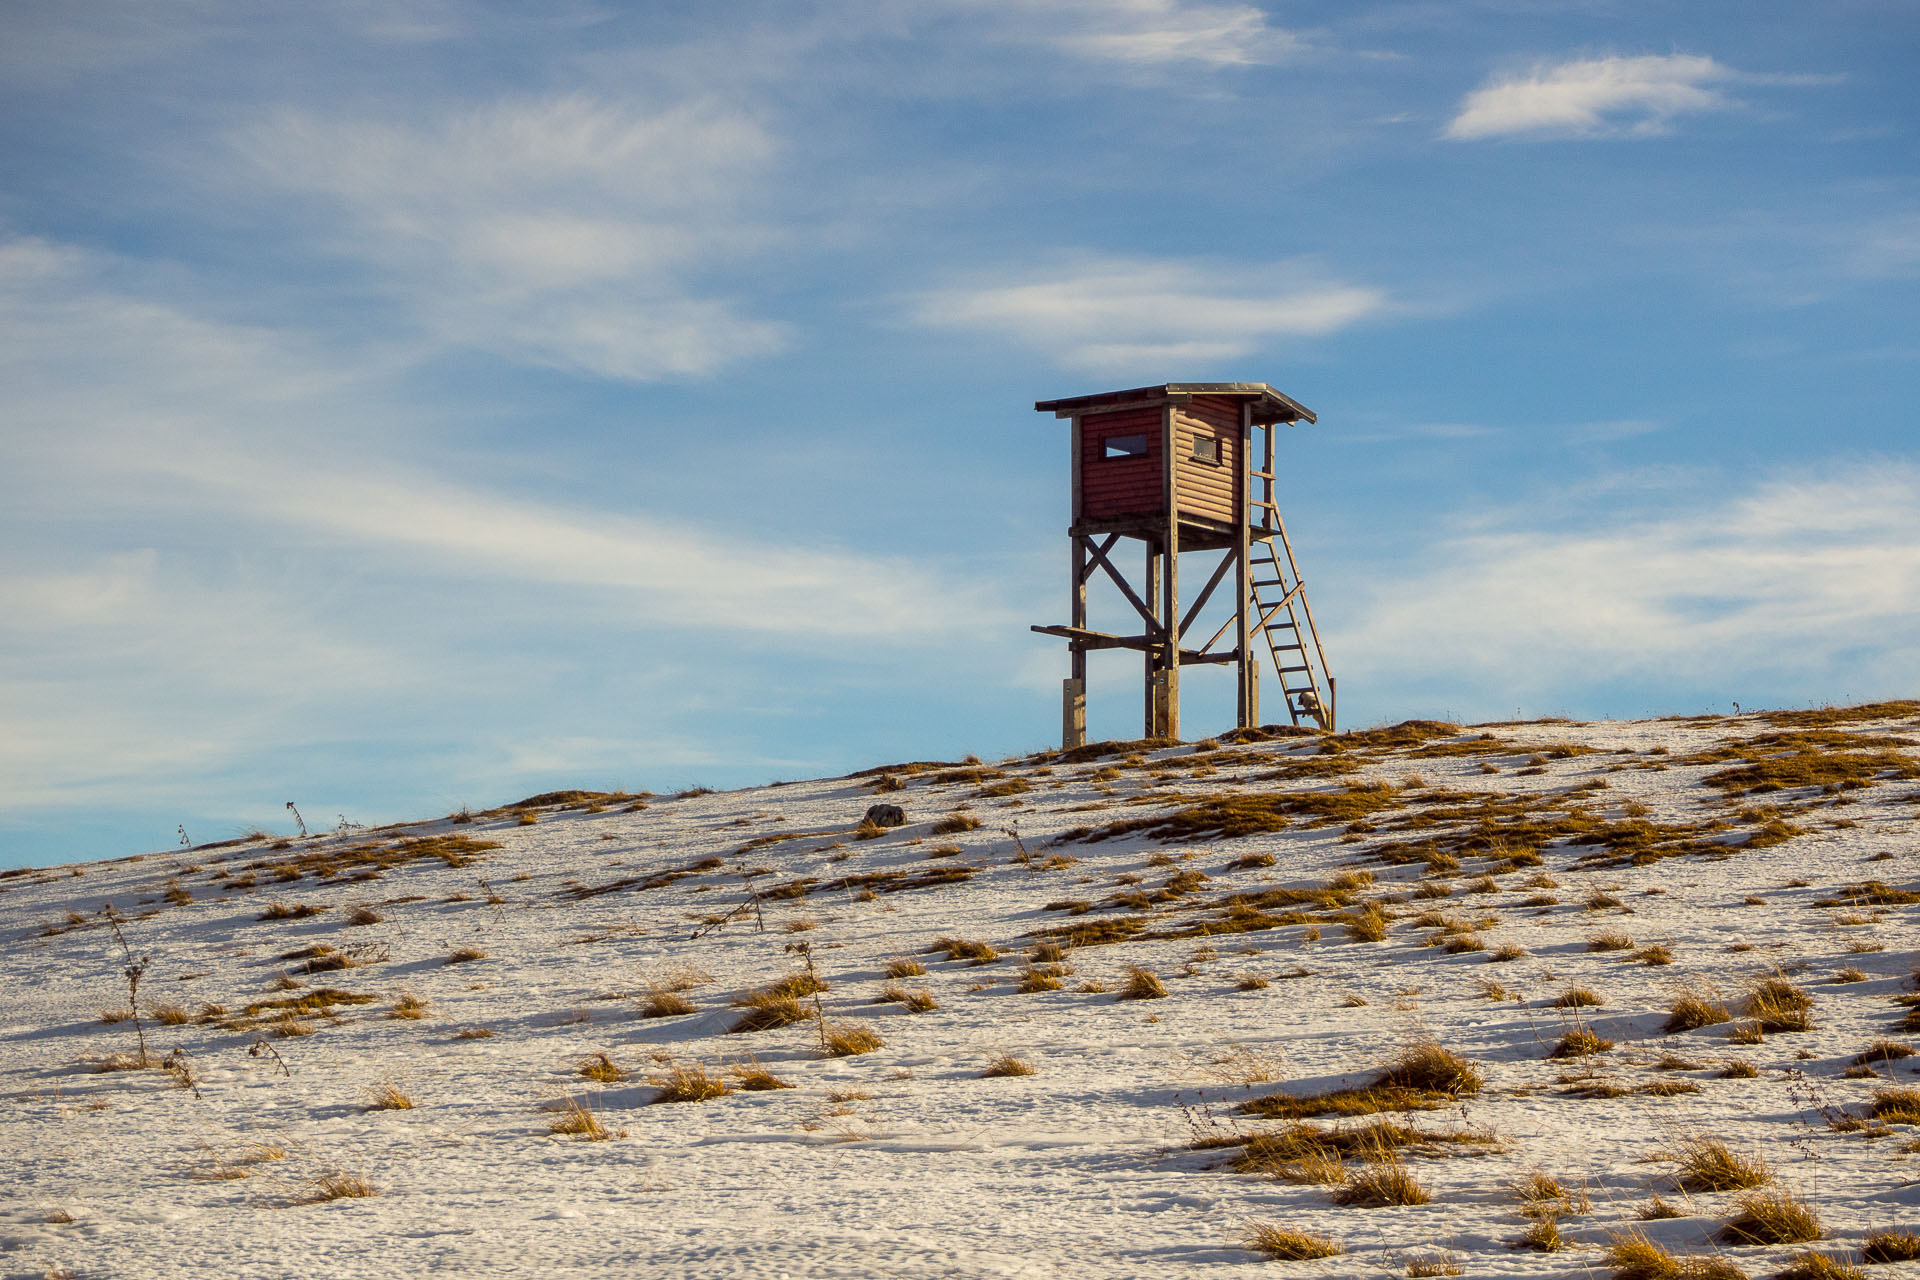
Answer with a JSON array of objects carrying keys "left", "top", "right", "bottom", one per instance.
[
  {"left": 911, "top": 255, "right": 1387, "bottom": 371},
  {"left": 946, "top": 0, "right": 1301, "bottom": 68},
  {"left": 234, "top": 95, "right": 789, "bottom": 380},
  {"left": 1340, "top": 460, "right": 1920, "bottom": 708},
  {"left": 1445, "top": 54, "right": 1739, "bottom": 141}
]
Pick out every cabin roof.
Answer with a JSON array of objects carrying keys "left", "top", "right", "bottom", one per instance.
[{"left": 1034, "top": 382, "right": 1317, "bottom": 426}]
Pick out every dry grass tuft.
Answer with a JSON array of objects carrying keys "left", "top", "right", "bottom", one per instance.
[
  {"left": 1551, "top": 1028, "right": 1614, "bottom": 1058},
  {"left": 1554, "top": 986, "right": 1605, "bottom": 1009},
  {"left": 1118, "top": 965, "right": 1167, "bottom": 1000},
  {"left": 445, "top": 946, "right": 488, "bottom": 965},
  {"left": 387, "top": 992, "right": 429, "bottom": 1020},
  {"left": 1346, "top": 906, "right": 1389, "bottom": 943},
  {"left": 453, "top": 1026, "right": 493, "bottom": 1040},
  {"left": 640, "top": 990, "right": 696, "bottom": 1018},
  {"left": 875, "top": 981, "right": 938, "bottom": 1012},
  {"left": 649, "top": 1060, "right": 731, "bottom": 1102},
  {"left": 367, "top": 1080, "right": 415, "bottom": 1111},
  {"left": 729, "top": 989, "right": 809, "bottom": 1033},
  {"left": 1589, "top": 930, "right": 1635, "bottom": 952},
  {"left": 732, "top": 1059, "right": 793, "bottom": 1091},
  {"left": 983, "top": 1053, "right": 1036, "bottom": 1077},
  {"left": 1243, "top": 1222, "right": 1342, "bottom": 1259},
  {"left": 1863, "top": 1230, "right": 1920, "bottom": 1263},
  {"left": 1851, "top": 1040, "right": 1914, "bottom": 1066},
  {"left": 822, "top": 1021, "right": 884, "bottom": 1056},
  {"left": 1380, "top": 1041, "right": 1484, "bottom": 1096},
  {"left": 578, "top": 1051, "right": 627, "bottom": 1083},
  {"left": 1635, "top": 943, "right": 1675, "bottom": 966},
  {"left": 1016, "top": 966, "right": 1066, "bottom": 994},
  {"left": 1331, "top": 1159, "right": 1430, "bottom": 1206},
  {"left": 548, "top": 1094, "right": 622, "bottom": 1139},
  {"left": 1670, "top": 1135, "right": 1771, "bottom": 1191},
  {"left": 1406, "top": 1255, "right": 1463, "bottom": 1277},
  {"left": 1665, "top": 987, "right": 1733, "bottom": 1032},
  {"left": 1868, "top": 1087, "right": 1920, "bottom": 1123},
  {"left": 930, "top": 936, "right": 999, "bottom": 964},
  {"left": 1719, "top": 1189, "right": 1821, "bottom": 1244},
  {"left": 310, "top": 1170, "right": 376, "bottom": 1201},
  {"left": 347, "top": 906, "right": 384, "bottom": 926},
  {"left": 883, "top": 955, "right": 928, "bottom": 978},
  {"left": 1774, "top": 1252, "right": 1865, "bottom": 1280},
  {"left": 151, "top": 1002, "right": 190, "bottom": 1026},
  {"left": 1743, "top": 976, "right": 1814, "bottom": 1032},
  {"left": 1489, "top": 943, "right": 1526, "bottom": 962}
]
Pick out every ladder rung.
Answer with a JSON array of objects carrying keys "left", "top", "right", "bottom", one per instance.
[
  {"left": 1251, "top": 579, "right": 1289, "bottom": 589},
  {"left": 1277, "top": 664, "right": 1312, "bottom": 674},
  {"left": 1250, "top": 469, "right": 1276, "bottom": 479}
]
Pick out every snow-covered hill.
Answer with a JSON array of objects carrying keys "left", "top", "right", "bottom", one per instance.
[{"left": 4, "top": 706, "right": 1919, "bottom": 1279}]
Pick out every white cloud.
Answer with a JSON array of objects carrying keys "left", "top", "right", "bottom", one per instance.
[
  {"left": 1339, "top": 461, "right": 1920, "bottom": 706},
  {"left": 912, "top": 256, "right": 1387, "bottom": 371},
  {"left": 1445, "top": 54, "right": 1737, "bottom": 141},
  {"left": 234, "top": 96, "right": 789, "bottom": 379},
  {"left": 943, "top": 0, "right": 1300, "bottom": 68}
]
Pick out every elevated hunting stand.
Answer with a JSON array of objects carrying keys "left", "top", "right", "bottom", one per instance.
[{"left": 1031, "top": 382, "right": 1336, "bottom": 747}]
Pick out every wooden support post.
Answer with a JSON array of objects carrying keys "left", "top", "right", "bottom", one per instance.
[
  {"left": 1143, "top": 537, "right": 1160, "bottom": 737},
  {"left": 1065, "top": 418, "right": 1087, "bottom": 749},
  {"left": 1235, "top": 401, "right": 1253, "bottom": 730},
  {"left": 1161, "top": 403, "right": 1180, "bottom": 741},
  {"left": 1063, "top": 677, "right": 1086, "bottom": 748}
]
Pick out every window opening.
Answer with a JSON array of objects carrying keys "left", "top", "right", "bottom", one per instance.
[
  {"left": 1190, "top": 435, "right": 1219, "bottom": 463},
  {"left": 1102, "top": 433, "right": 1148, "bottom": 460}
]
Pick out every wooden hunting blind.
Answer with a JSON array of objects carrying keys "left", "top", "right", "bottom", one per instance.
[{"left": 1031, "top": 382, "right": 1336, "bottom": 746}]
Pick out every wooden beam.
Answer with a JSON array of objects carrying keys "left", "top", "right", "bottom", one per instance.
[
  {"left": 1177, "top": 546, "right": 1236, "bottom": 647},
  {"left": 1236, "top": 400, "right": 1254, "bottom": 729},
  {"left": 1031, "top": 626, "right": 1234, "bottom": 665}
]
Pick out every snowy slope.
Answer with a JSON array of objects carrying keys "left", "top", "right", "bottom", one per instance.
[{"left": 3, "top": 707, "right": 1919, "bottom": 1280}]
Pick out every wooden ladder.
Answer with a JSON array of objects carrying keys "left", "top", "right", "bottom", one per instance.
[{"left": 1246, "top": 494, "right": 1333, "bottom": 730}]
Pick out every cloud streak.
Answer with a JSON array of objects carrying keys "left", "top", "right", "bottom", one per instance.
[
  {"left": 912, "top": 255, "right": 1387, "bottom": 371},
  {"left": 1445, "top": 54, "right": 1739, "bottom": 141},
  {"left": 235, "top": 96, "right": 789, "bottom": 380}
]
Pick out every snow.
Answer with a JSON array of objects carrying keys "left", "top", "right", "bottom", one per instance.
[{"left": 3, "top": 710, "right": 1918, "bottom": 1279}]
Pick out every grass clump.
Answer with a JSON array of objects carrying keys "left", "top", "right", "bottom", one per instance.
[
  {"left": 1331, "top": 1159, "right": 1430, "bottom": 1206},
  {"left": 1554, "top": 987, "right": 1605, "bottom": 1009},
  {"left": 1868, "top": 1087, "right": 1920, "bottom": 1124},
  {"left": 1719, "top": 1189, "right": 1822, "bottom": 1245},
  {"left": 1551, "top": 1028, "right": 1614, "bottom": 1058},
  {"left": 732, "top": 1059, "right": 792, "bottom": 1091},
  {"left": 875, "top": 982, "right": 937, "bottom": 1011},
  {"left": 310, "top": 1170, "right": 376, "bottom": 1201},
  {"left": 1863, "top": 1230, "right": 1920, "bottom": 1263},
  {"left": 649, "top": 1061, "right": 731, "bottom": 1102},
  {"left": 387, "top": 992, "right": 430, "bottom": 1020},
  {"left": 1604, "top": 1231, "right": 1751, "bottom": 1280},
  {"left": 1345, "top": 906, "right": 1389, "bottom": 943},
  {"left": 930, "top": 936, "right": 999, "bottom": 965},
  {"left": 1590, "top": 930, "right": 1635, "bottom": 952},
  {"left": 367, "top": 1080, "right": 415, "bottom": 1111},
  {"left": 259, "top": 901, "right": 323, "bottom": 921},
  {"left": 578, "top": 1051, "right": 627, "bottom": 1083},
  {"left": 1743, "top": 976, "right": 1814, "bottom": 1032},
  {"left": 1670, "top": 1135, "right": 1771, "bottom": 1191},
  {"left": 445, "top": 946, "right": 488, "bottom": 965},
  {"left": 1017, "top": 967, "right": 1065, "bottom": 994},
  {"left": 1775, "top": 1253, "right": 1865, "bottom": 1280},
  {"left": 548, "top": 1094, "right": 622, "bottom": 1139},
  {"left": 982, "top": 1053, "right": 1036, "bottom": 1077},
  {"left": 1665, "top": 987, "right": 1733, "bottom": 1032},
  {"left": 729, "top": 989, "right": 809, "bottom": 1033},
  {"left": 1118, "top": 965, "right": 1167, "bottom": 1000},
  {"left": 640, "top": 990, "right": 696, "bottom": 1018},
  {"left": 1243, "top": 1223, "right": 1342, "bottom": 1259},
  {"left": 822, "top": 1022, "right": 884, "bottom": 1056},
  {"left": 883, "top": 956, "right": 927, "bottom": 979}
]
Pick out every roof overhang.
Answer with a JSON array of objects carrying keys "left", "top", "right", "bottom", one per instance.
[{"left": 1034, "top": 382, "right": 1317, "bottom": 426}]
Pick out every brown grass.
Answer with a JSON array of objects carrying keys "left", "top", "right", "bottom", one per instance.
[
  {"left": 1864, "top": 1230, "right": 1920, "bottom": 1263},
  {"left": 1118, "top": 965, "right": 1167, "bottom": 1000},
  {"left": 982, "top": 1053, "right": 1036, "bottom": 1077},
  {"left": 1331, "top": 1159, "right": 1430, "bottom": 1206},
  {"left": 640, "top": 991, "right": 696, "bottom": 1018},
  {"left": 445, "top": 946, "right": 488, "bottom": 964},
  {"left": 548, "top": 1094, "right": 622, "bottom": 1139},
  {"left": 822, "top": 1022, "right": 884, "bottom": 1056},
  {"left": 1774, "top": 1253, "right": 1865, "bottom": 1280},
  {"left": 578, "top": 1052, "right": 627, "bottom": 1083},
  {"left": 1666, "top": 987, "right": 1732, "bottom": 1032},
  {"left": 930, "top": 936, "right": 999, "bottom": 964},
  {"left": 1670, "top": 1135, "right": 1771, "bottom": 1191},
  {"left": 151, "top": 1002, "right": 190, "bottom": 1026},
  {"left": 1589, "top": 930, "right": 1635, "bottom": 952},
  {"left": 367, "top": 1080, "right": 415, "bottom": 1111},
  {"left": 1719, "top": 1189, "right": 1822, "bottom": 1244},
  {"left": 347, "top": 906, "right": 384, "bottom": 926},
  {"left": 884, "top": 956, "right": 928, "bottom": 978},
  {"left": 259, "top": 901, "right": 323, "bottom": 921},
  {"left": 1551, "top": 1028, "right": 1613, "bottom": 1058},
  {"left": 453, "top": 1026, "right": 493, "bottom": 1040},
  {"left": 650, "top": 1061, "right": 731, "bottom": 1102},
  {"left": 875, "top": 982, "right": 937, "bottom": 1012},
  {"left": 388, "top": 992, "right": 429, "bottom": 1020},
  {"left": 1554, "top": 987, "right": 1604, "bottom": 1009},
  {"left": 1346, "top": 906, "right": 1388, "bottom": 942},
  {"left": 1743, "top": 976, "right": 1814, "bottom": 1032},
  {"left": 728, "top": 990, "right": 809, "bottom": 1033},
  {"left": 732, "top": 1059, "right": 793, "bottom": 1091},
  {"left": 1868, "top": 1087, "right": 1920, "bottom": 1123},
  {"left": 309, "top": 1170, "right": 376, "bottom": 1201},
  {"left": 1243, "top": 1223, "right": 1342, "bottom": 1259}
]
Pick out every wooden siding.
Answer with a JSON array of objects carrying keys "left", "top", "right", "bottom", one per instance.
[
  {"left": 1173, "top": 398, "right": 1241, "bottom": 526},
  {"left": 1080, "top": 407, "right": 1164, "bottom": 521}
]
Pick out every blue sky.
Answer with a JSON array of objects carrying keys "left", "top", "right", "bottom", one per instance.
[{"left": 2, "top": 1, "right": 1916, "bottom": 868}]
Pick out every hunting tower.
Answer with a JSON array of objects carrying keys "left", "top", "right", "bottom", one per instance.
[{"left": 1031, "top": 382, "right": 1336, "bottom": 747}]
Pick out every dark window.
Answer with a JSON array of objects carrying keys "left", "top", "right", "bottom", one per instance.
[
  {"left": 1102, "top": 433, "right": 1148, "bottom": 460},
  {"left": 1191, "top": 435, "right": 1219, "bottom": 463}
]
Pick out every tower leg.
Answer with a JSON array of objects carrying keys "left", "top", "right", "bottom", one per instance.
[
  {"left": 1143, "top": 539, "right": 1160, "bottom": 738},
  {"left": 1062, "top": 677, "right": 1086, "bottom": 749}
]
